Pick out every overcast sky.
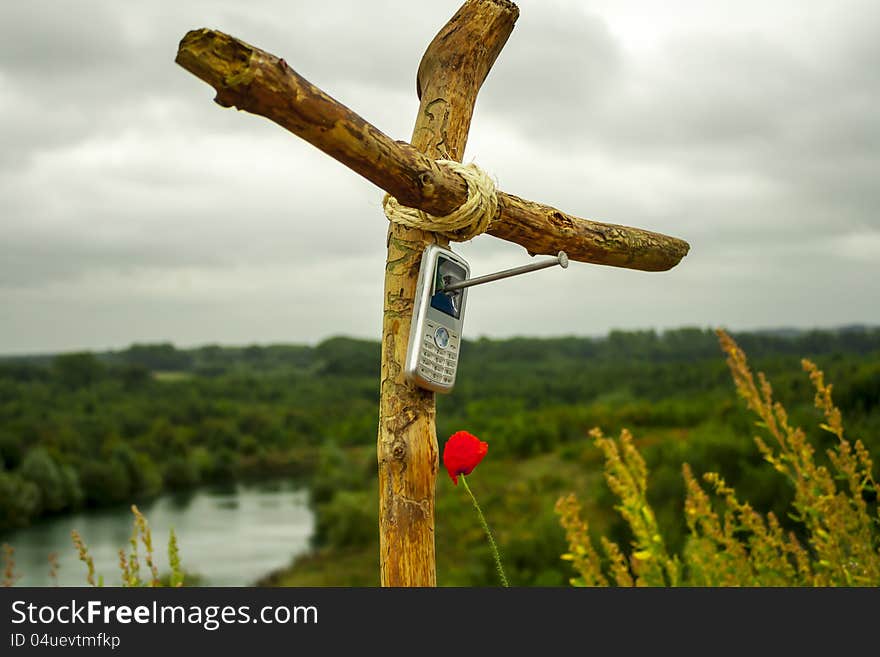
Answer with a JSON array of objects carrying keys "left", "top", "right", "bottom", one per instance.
[{"left": 1, "top": 0, "right": 878, "bottom": 354}]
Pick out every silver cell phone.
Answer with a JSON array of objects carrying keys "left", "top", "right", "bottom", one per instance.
[{"left": 405, "top": 244, "right": 470, "bottom": 393}]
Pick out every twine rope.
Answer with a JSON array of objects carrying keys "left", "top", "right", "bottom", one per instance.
[{"left": 382, "top": 160, "right": 498, "bottom": 241}]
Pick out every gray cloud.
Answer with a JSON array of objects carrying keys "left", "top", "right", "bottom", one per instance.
[
  {"left": 0, "top": 3, "right": 126, "bottom": 76},
  {"left": 1, "top": 0, "right": 878, "bottom": 353},
  {"left": 469, "top": 1, "right": 880, "bottom": 276},
  {"left": 478, "top": 7, "right": 624, "bottom": 139}
]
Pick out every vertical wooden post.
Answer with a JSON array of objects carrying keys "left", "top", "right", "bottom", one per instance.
[{"left": 377, "top": 0, "right": 519, "bottom": 586}]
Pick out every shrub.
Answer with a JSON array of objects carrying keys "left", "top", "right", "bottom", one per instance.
[
  {"left": 0, "top": 472, "right": 40, "bottom": 531},
  {"left": 313, "top": 490, "right": 377, "bottom": 550},
  {"left": 162, "top": 455, "right": 201, "bottom": 490},
  {"left": 309, "top": 443, "right": 370, "bottom": 506},
  {"left": 79, "top": 460, "right": 131, "bottom": 505},
  {"left": 132, "top": 454, "right": 163, "bottom": 498},
  {"left": 19, "top": 448, "right": 68, "bottom": 514}
]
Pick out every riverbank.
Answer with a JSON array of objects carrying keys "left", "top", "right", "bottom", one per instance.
[
  {"left": 2, "top": 481, "right": 314, "bottom": 587},
  {"left": 258, "top": 451, "right": 604, "bottom": 587}
]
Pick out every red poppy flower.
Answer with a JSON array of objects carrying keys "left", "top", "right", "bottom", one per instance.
[{"left": 443, "top": 431, "right": 488, "bottom": 485}]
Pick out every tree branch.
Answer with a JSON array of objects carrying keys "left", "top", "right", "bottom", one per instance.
[{"left": 175, "top": 26, "right": 689, "bottom": 272}]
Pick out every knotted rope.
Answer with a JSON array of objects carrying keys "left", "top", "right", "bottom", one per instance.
[{"left": 382, "top": 160, "right": 498, "bottom": 242}]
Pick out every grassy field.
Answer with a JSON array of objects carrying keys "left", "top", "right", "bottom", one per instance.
[{"left": 152, "top": 371, "right": 194, "bottom": 382}]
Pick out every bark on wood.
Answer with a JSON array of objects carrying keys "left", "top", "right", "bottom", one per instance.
[
  {"left": 377, "top": 0, "right": 518, "bottom": 587},
  {"left": 176, "top": 21, "right": 690, "bottom": 272}
]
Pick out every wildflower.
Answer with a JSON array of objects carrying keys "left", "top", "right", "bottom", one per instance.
[
  {"left": 443, "top": 431, "right": 507, "bottom": 586},
  {"left": 442, "top": 430, "right": 488, "bottom": 485}
]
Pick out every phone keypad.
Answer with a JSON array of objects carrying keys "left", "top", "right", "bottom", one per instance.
[{"left": 417, "top": 321, "right": 459, "bottom": 386}]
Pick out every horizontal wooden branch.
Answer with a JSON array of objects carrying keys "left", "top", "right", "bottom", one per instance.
[{"left": 176, "top": 28, "right": 690, "bottom": 272}]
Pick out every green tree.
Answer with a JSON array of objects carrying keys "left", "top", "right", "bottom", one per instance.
[
  {"left": 163, "top": 455, "right": 201, "bottom": 490},
  {"left": 0, "top": 472, "right": 40, "bottom": 531},
  {"left": 79, "top": 460, "right": 131, "bottom": 506},
  {"left": 315, "top": 337, "right": 380, "bottom": 377},
  {"left": 52, "top": 353, "right": 105, "bottom": 388},
  {"left": 19, "top": 448, "right": 68, "bottom": 513}
]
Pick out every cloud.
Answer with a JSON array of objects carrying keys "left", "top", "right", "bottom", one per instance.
[
  {"left": 477, "top": 5, "right": 624, "bottom": 141},
  {"left": 472, "top": 0, "right": 880, "bottom": 278},
  {"left": 1, "top": 0, "right": 878, "bottom": 353},
  {"left": 0, "top": 122, "right": 387, "bottom": 287}
]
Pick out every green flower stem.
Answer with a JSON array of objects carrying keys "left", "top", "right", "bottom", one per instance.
[{"left": 460, "top": 474, "right": 509, "bottom": 587}]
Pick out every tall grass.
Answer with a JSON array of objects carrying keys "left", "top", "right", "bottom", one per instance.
[
  {"left": 3, "top": 505, "right": 186, "bottom": 587},
  {"left": 557, "top": 329, "right": 880, "bottom": 586}
]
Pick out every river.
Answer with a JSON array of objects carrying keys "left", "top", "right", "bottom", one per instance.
[{"left": 1, "top": 481, "right": 314, "bottom": 587}]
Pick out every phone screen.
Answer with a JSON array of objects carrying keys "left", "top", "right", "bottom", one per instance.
[{"left": 430, "top": 255, "right": 466, "bottom": 319}]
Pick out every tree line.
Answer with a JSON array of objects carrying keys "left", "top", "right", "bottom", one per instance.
[{"left": 1, "top": 326, "right": 878, "bottom": 545}]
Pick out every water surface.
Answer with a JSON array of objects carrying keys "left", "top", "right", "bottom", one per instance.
[{"left": 2, "top": 481, "right": 314, "bottom": 587}]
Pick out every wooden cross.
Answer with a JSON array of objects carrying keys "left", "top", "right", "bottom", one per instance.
[{"left": 175, "top": 0, "right": 689, "bottom": 586}]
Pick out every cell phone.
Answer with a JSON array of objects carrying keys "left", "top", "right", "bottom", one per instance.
[{"left": 405, "top": 244, "right": 470, "bottom": 393}]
